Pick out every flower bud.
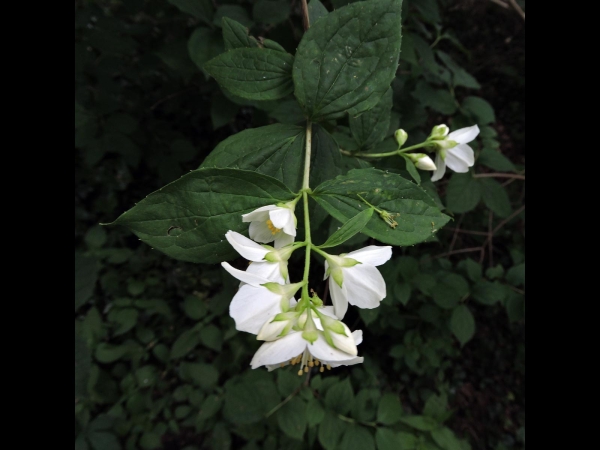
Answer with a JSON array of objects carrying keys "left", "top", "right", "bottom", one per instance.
[
  {"left": 394, "top": 129, "right": 408, "bottom": 147},
  {"left": 328, "top": 323, "right": 358, "bottom": 356},
  {"left": 429, "top": 124, "right": 449, "bottom": 140},
  {"left": 406, "top": 153, "right": 437, "bottom": 171}
]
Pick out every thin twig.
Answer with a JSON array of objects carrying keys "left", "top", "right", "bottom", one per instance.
[
  {"left": 489, "top": 0, "right": 510, "bottom": 8},
  {"left": 508, "top": 0, "right": 525, "bottom": 20},
  {"left": 449, "top": 215, "right": 464, "bottom": 252},
  {"left": 442, "top": 228, "right": 490, "bottom": 237},
  {"left": 491, "top": 205, "right": 525, "bottom": 235},
  {"left": 300, "top": 0, "right": 310, "bottom": 29},
  {"left": 265, "top": 386, "right": 301, "bottom": 418},
  {"left": 473, "top": 173, "right": 525, "bottom": 180},
  {"left": 424, "top": 247, "right": 483, "bottom": 262}
]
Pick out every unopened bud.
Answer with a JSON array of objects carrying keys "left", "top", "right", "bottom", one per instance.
[
  {"left": 394, "top": 129, "right": 408, "bottom": 147},
  {"left": 406, "top": 153, "right": 437, "bottom": 171},
  {"left": 429, "top": 124, "right": 449, "bottom": 140}
]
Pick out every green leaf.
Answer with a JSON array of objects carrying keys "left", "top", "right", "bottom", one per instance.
[
  {"left": 462, "top": 96, "right": 495, "bottom": 124},
  {"left": 200, "top": 324, "right": 223, "bottom": 351},
  {"left": 436, "top": 51, "right": 480, "bottom": 89},
  {"left": 310, "top": 125, "right": 343, "bottom": 188},
  {"left": 307, "top": 398, "right": 326, "bottom": 427},
  {"left": 506, "top": 263, "right": 525, "bottom": 287},
  {"left": 75, "top": 326, "right": 91, "bottom": 400},
  {"left": 402, "top": 155, "right": 422, "bottom": 185},
  {"left": 431, "top": 427, "right": 463, "bottom": 450},
  {"left": 324, "top": 378, "right": 354, "bottom": 415},
  {"left": 308, "top": 0, "right": 329, "bottom": 24},
  {"left": 450, "top": 305, "right": 475, "bottom": 346},
  {"left": 340, "top": 425, "right": 375, "bottom": 450},
  {"left": 477, "top": 148, "right": 516, "bottom": 172},
  {"left": 109, "top": 168, "right": 295, "bottom": 264},
  {"left": 377, "top": 393, "right": 403, "bottom": 425},
  {"left": 463, "top": 259, "right": 482, "bottom": 282},
  {"left": 413, "top": 81, "right": 457, "bottom": 115},
  {"left": 312, "top": 169, "right": 450, "bottom": 247},
  {"left": 277, "top": 397, "right": 307, "bottom": 440},
  {"left": 188, "top": 27, "right": 224, "bottom": 75},
  {"left": 222, "top": 17, "right": 259, "bottom": 50},
  {"left": 85, "top": 225, "right": 107, "bottom": 248},
  {"left": 170, "top": 328, "right": 202, "bottom": 359},
  {"left": 112, "top": 308, "right": 138, "bottom": 335},
  {"left": 432, "top": 273, "right": 469, "bottom": 310},
  {"left": 398, "top": 415, "right": 438, "bottom": 431},
  {"left": 214, "top": 5, "right": 253, "bottom": 28},
  {"left": 199, "top": 394, "right": 222, "bottom": 421},
  {"left": 394, "top": 282, "right": 411, "bottom": 305},
  {"left": 319, "top": 208, "right": 373, "bottom": 248},
  {"left": 253, "top": 0, "right": 290, "bottom": 25},
  {"left": 180, "top": 362, "right": 219, "bottom": 390},
  {"left": 352, "top": 388, "right": 380, "bottom": 422},
  {"left": 183, "top": 295, "right": 207, "bottom": 320},
  {"left": 480, "top": 178, "right": 512, "bottom": 218},
  {"left": 168, "top": 0, "right": 214, "bottom": 24},
  {"left": 318, "top": 411, "right": 347, "bottom": 450},
  {"left": 75, "top": 252, "right": 98, "bottom": 312},
  {"left": 376, "top": 428, "right": 418, "bottom": 450},
  {"left": 293, "top": 0, "right": 403, "bottom": 120},
  {"left": 200, "top": 124, "right": 305, "bottom": 191},
  {"left": 472, "top": 280, "right": 507, "bottom": 305},
  {"left": 349, "top": 88, "right": 393, "bottom": 150},
  {"left": 224, "top": 378, "right": 280, "bottom": 424},
  {"left": 205, "top": 48, "right": 294, "bottom": 101},
  {"left": 506, "top": 292, "right": 525, "bottom": 323},
  {"left": 446, "top": 174, "right": 481, "bottom": 213}
]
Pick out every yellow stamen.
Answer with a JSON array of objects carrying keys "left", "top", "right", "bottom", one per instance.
[
  {"left": 327, "top": 364, "right": 332, "bottom": 370},
  {"left": 266, "top": 219, "right": 281, "bottom": 235},
  {"left": 297, "top": 369, "right": 303, "bottom": 376},
  {"left": 304, "top": 366, "right": 309, "bottom": 373},
  {"left": 320, "top": 366, "right": 324, "bottom": 372}
]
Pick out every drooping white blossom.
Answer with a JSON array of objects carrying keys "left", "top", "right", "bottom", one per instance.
[
  {"left": 221, "top": 262, "right": 302, "bottom": 334},
  {"left": 323, "top": 245, "right": 392, "bottom": 319},
  {"left": 225, "top": 230, "right": 294, "bottom": 283},
  {"left": 242, "top": 203, "right": 297, "bottom": 248},
  {"left": 429, "top": 124, "right": 480, "bottom": 182}
]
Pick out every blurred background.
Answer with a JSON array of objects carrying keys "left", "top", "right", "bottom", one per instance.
[{"left": 75, "top": 1, "right": 525, "bottom": 449}]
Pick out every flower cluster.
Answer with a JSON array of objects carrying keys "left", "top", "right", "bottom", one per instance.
[
  {"left": 394, "top": 124, "right": 480, "bottom": 181},
  {"left": 221, "top": 202, "right": 392, "bottom": 374}
]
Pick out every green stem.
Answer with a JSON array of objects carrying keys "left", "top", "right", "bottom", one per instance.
[
  {"left": 301, "top": 121, "right": 313, "bottom": 303},
  {"left": 341, "top": 142, "right": 433, "bottom": 159}
]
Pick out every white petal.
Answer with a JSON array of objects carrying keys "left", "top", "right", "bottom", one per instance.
[
  {"left": 329, "top": 323, "right": 358, "bottom": 356},
  {"left": 249, "top": 221, "right": 275, "bottom": 243},
  {"left": 329, "top": 277, "right": 349, "bottom": 319},
  {"left": 257, "top": 316, "right": 290, "bottom": 341},
  {"left": 448, "top": 144, "right": 475, "bottom": 166},
  {"left": 343, "top": 265, "right": 386, "bottom": 309},
  {"left": 282, "top": 220, "right": 296, "bottom": 237},
  {"left": 230, "top": 285, "right": 283, "bottom": 334},
  {"left": 274, "top": 232, "right": 294, "bottom": 248},
  {"left": 346, "top": 245, "right": 392, "bottom": 266},
  {"left": 269, "top": 208, "right": 292, "bottom": 229},
  {"left": 447, "top": 125, "right": 480, "bottom": 145},
  {"left": 445, "top": 149, "right": 471, "bottom": 173},
  {"left": 431, "top": 152, "right": 446, "bottom": 182},
  {"left": 352, "top": 330, "right": 363, "bottom": 346},
  {"left": 323, "top": 261, "right": 329, "bottom": 281},
  {"left": 309, "top": 334, "right": 357, "bottom": 362},
  {"left": 221, "top": 262, "right": 270, "bottom": 286},
  {"left": 225, "top": 231, "right": 270, "bottom": 261},
  {"left": 246, "top": 261, "right": 285, "bottom": 284},
  {"left": 242, "top": 205, "right": 277, "bottom": 222},
  {"left": 250, "top": 332, "right": 307, "bottom": 368},
  {"left": 319, "top": 306, "right": 337, "bottom": 319},
  {"left": 329, "top": 356, "right": 364, "bottom": 368}
]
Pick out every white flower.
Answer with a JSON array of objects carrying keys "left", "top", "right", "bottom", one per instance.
[
  {"left": 225, "top": 230, "right": 294, "bottom": 283},
  {"left": 406, "top": 153, "right": 437, "bottom": 171},
  {"left": 430, "top": 125, "right": 480, "bottom": 182},
  {"left": 250, "top": 327, "right": 364, "bottom": 375},
  {"left": 221, "top": 262, "right": 303, "bottom": 334},
  {"left": 323, "top": 245, "right": 392, "bottom": 319},
  {"left": 242, "top": 203, "right": 297, "bottom": 248}
]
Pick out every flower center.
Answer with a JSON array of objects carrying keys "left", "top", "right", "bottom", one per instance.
[
  {"left": 266, "top": 219, "right": 282, "bottom": 235},
  {"left": 283, "top": 349, "right": 332, "bottom": 375}
]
